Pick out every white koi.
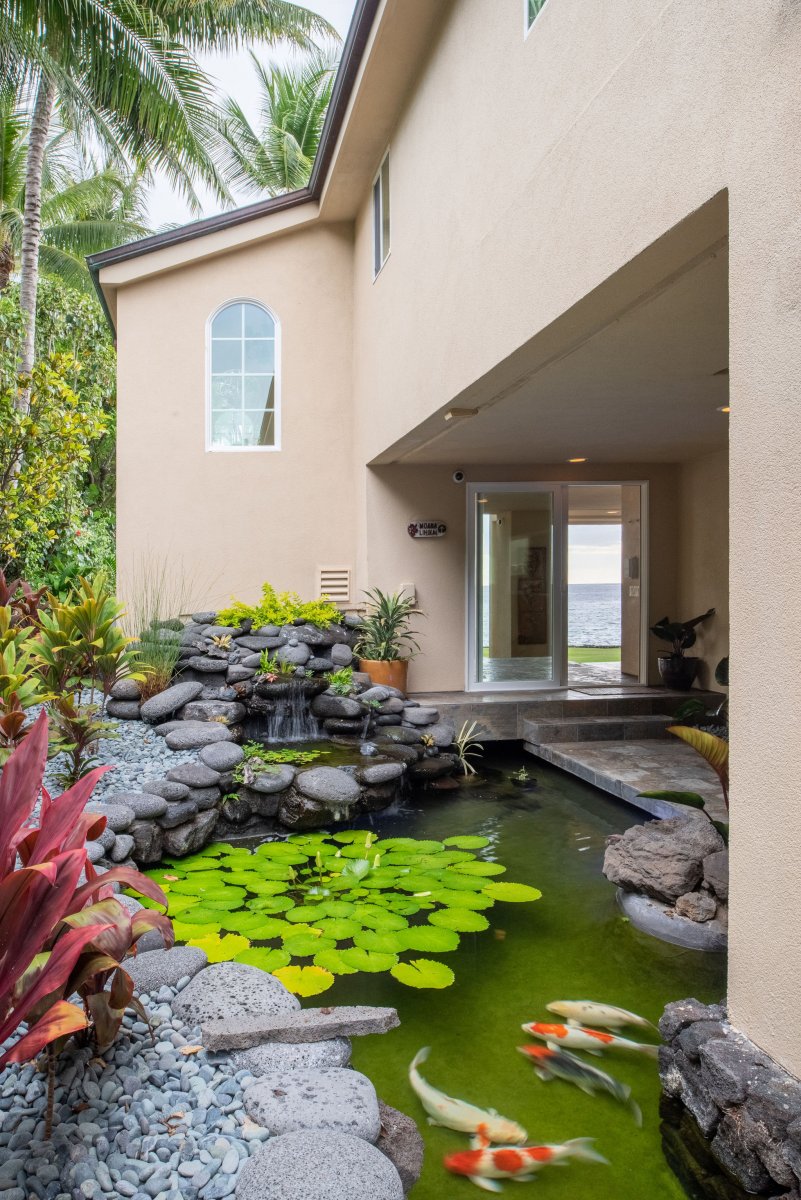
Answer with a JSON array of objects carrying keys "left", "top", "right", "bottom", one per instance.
[
  {"left": 408, "top": 1048, "right": 527, "bottom": 1144},
  {"left": 546, "top": 999, "right": 659, "bottom": 1033}
]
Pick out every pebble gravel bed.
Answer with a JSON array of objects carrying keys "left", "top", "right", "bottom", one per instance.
[{"left": 0, "top": 980, "right": 266, "bottom": 1200}]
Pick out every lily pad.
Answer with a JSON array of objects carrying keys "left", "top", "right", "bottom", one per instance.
[
  {"left": 390, "top": 958, "right": 455, "bottom": 989},
  {"left": 188, "top": 933, "right": 250, "bottom": 962},
  {"left": 314, "top": 917, "right": 361, "bottom": 940},
  {"left": 319, "top": 900, "right": 358, "bottom": 918},
  {"left": 164, "top": 894, "right": 196, "bottom": 915},
  {"left": 249, "top": 896, "right": 295, "bottom": 913},
  {"left": 313, "top": 949, "right": 359, "bottom": 975},
  {"left": 482, "top": 881, "right": 542, "bottom": 903},
  {"left": 355, "top": 906, "right": 408, "bottom": 931},
  {"left": 254, "top": 844, "right": 309, "bottom": 865},
  {"left": 443, "top": 836, "right": 491, "bottom": 849},
  {"left": 285, "top": 905, "right": 328, "bottom": 924},
  {"left": 283, "top": 933, "right": 335, "bottom": 957},
  {"left": 272, "top": 964, "right": 335, "bottom": 996},
  {"left": 429, "top": 908, "right": 490, "bottom": 933},
  {"left": 337, "top": 947, "right": 398, "bottom": 973},
  {"left": 244, "top": 879, "right": 289, "bottom": 896},
  {"left": 234, "top": 946, "right": 291, "bottom": 971},
  {"left": 429, "top": 889, "right": 494, "bottom": 910},
  {"left": 171, "top": 921, "right": 222, "bottom": 942},
  {"left": 232, "top": 913, "right": 287, "bottom": 939},
  {"left": 455, "top": 861, "right": 507, "bottom": 877},
  {"left": 399, "top": 925, "right": 460, "bottom": 953},
  {"left": 353, "top": 929, "right": 406, "bottom": 954}
]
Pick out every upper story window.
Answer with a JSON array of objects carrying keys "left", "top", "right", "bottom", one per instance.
[
  {"left": 208, "top": 300, "right": 279, "bottom": 451},
  {"left": 525, "top": 0, "right": 547, "bottom": 32},
  {"left": 373, "top": 152, "right": 390, "bottom": 276}
]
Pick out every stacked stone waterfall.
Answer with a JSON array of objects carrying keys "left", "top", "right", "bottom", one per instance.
[{"left": 91, "top": 612, "right": 458, "bottom": 865}]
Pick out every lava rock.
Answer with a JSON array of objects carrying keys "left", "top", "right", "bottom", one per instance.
[
  {"left": 109, "top": 833, "right": 135, "bottom": 862},
  {"left": 421, "top": 720, "right": 455, "bottom": 749},
  {"left": 234, "top": 1131, "right": 404, "bottom": 1200},
  {"left": 243, "top": 1068, "right": 380, "bottom": 1141},
  {"left": 375, "top": 727, "right": 422, "bottom": 746},
  {"left": 128, "top": 820, "right": 164, "bottom": 863},
  {"left": 174, "top": 961, "right": 299, "bottom": 1027},
  {"left": 227, "top": 666, "right": 256, "bottom": 683},
  {"left": 703, "top": 849, "right": 729, "bottom": 901},
  {"left": 603, "top": 813, "right": 724, "bottom": 903},
  {"left": 402, "top": 707, "right": 439, "bottom": 726},
  {"left": 127, "top": 946, "right": 208, "bottom": 992},
  {"left": 376, "top": 1101, "right": 425, "bottom": 1194},
  {"left": 139, "top": 681, "right": 204, "bottom": 723},
  {"left": 85, "top": 802, "right": 135, "bottom": 832},
  {"left": 158, "top": 799, "right": 199, "bottom": 828},
  {"left": 186, "top": 655, "right": 231, "bottom": 673},
  {"left": 408, "top": 754, "right": 458, "bottom": 781},
  {"left": 231, "top": 1039, "right": 352, "bottom": 1076},
  {"left": 277, "top": 790, "right": 330, "bottom": 829},
  {"left": 330, "top": 644, "right": 353, "bottom": 667},
  {"left": 276, "top": 642, "right": 311, "bottom": 667},
  {"left": 220, "top": 792, "right": 253, "bottom": 824},
  {"left": 185, "top": 785, "right": 221, "bottom": 811},
  {"left": 247, "top": 764, "right": 296, "bottom": 793},
  {"left": 675, "top": 891, "right": 718, "bottom": 922},
  {"left": 203, "top": 1005, "right": 399, "bottom": 1050},
  {"left": 357, "top": 762, "right": 405, "bottom": 786}
]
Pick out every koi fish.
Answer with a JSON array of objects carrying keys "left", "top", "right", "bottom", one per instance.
[
  {"left": 409, "top": 1048, "right": 527, "bottom": 1144},
  {"left": 444, "top": 1135, "right": 608, "bottom": 1193},
  {"left": 517, "top": 1044, "right": 642, "bottom": 1125},
  {"left": 546, "top": 999, "right": 659, "bottom": 1033},
  {"left": 521, "top": 1021, "right": 659, "bottom": 1058}
]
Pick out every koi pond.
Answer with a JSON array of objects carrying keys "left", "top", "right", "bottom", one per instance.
[{"left": 153, "top": 749, "right": 728, "bottom": 1199}]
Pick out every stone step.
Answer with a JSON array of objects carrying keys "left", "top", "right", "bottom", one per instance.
[{"left": 521, "top": 713, "right": 676, "bottom": 746}]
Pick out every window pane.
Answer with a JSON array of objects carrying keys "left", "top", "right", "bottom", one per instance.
[
  {"left": 244, "top": 374, "right": 273, "bottom": 411},
  {"left": 373, "top": 177, "right": 382, "bottom": 275},
  {"left": 243, "top": 409, "right": 275, "bottom": 446},
  {"left": 381, "top": 158, "right": 390, "bottom": 260},
  {"left": 244, "top": 339, "right": 275, "bottom": 373},
  {"left": 212, "top": 339, "right": 241, "bottom": 374},
  {"left": 212, "top": 375, "right": 242, "bottom": 410},
  {"left": 528, "top": 0, "right": 546, "bottom": 27},
  {"left": 212, "top": 303, "right": 242, "bottom": 338},
  {"left": 244, "top": 304, "right": 274, "bottom": 338},
  {"left": 211, "top": 409, "right": 246, "bottom": 447}
]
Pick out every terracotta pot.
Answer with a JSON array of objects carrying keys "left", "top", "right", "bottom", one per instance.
[{"left": 359, "top": 659, "right": 409, "bottom": 692}]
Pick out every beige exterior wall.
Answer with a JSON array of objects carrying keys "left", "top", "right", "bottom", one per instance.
[
  {"left": 115, "top": 223, "right": 357, "bottom": 614},
  {"left": 678, "top": 450, "right": 730, "bottom": 690}
]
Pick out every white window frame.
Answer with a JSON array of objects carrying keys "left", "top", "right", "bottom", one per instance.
[
  {"left": 372, "top": 151, "right": 391, "bottom": 278},
  {"left": 205, "top": 298, "right": 282, "bottom": 453},
  {"left": 524, "top": 0, "right": 549, "bottom": 37}
]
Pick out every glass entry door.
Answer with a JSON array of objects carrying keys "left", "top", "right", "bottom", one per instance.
[{"left": 468, "top": 484, "right": 564, "bottom": 689}]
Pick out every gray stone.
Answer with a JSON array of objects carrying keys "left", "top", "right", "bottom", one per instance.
[
  {"left": 86, "top": 840, "right": 105, "bottom": 864},
  {"left": 277, "top": 641, "right": 311, "bottom": 667},
  {"left": 128, "top": 820, "right": 164, "bottom": 863},
  {"left": 243, "top": 1068, "right": 380, "bottom": 1141},
  {"left": 357, "top": 762, "right": 405, "bottom": 786},
  {"left": 402, "top": 707, "right": 439, "bottom": 726},
  {"left": 421, "top": 720, "right": 455, "bottom": 749},
  {"left": 110, "top": 678, "right": 142, "bottom": 701},
  {"left": 675, "top": 891, "right": 717, "bottom": 922},
  {"left": 234, "top": 1131, "right": 404, "bottom": 1200},
  {"left": 330, "top": 644, "right": 353, "bottom": 667},
  {"left": 107, "top": 791, "right": 168, "bottom": 819},
  {"left": 378, "top": 743, "right": 420, "bottom": 765},
  {"left": 186, "top": 656, "right": 231, "bottom": 673},
  {"left": 617, "top": 890, "right": 728, "bottom": 951},
  {"left": 128, "top": 946, "right": 208, "bottom": 992},
  {"left": 242, "top": 653, "right": 265, "bottom": 669},
  {"left": 408, "top": 755, "right": 457, "bottom": 781},
  {"left": 106, "top": 700, "right": 141, "bottom": 720},
  {"left": 161, "top": 809, "right": 218, "bottom": 856},
  {"left": 97, "top": 826, "right": 116, "bottom": 851},
  {"left": 377, "top": 698, "right": 405, "bottom": 715},
  {"left": 152, "top": 720, "right": 185, "bottom": 737},
  {"left": 140, "top": 682, "right": 204, "bottom": 723},
  {"left": 174, "top": 961, "right": 299, "bottom": 1027},
  {"left": 192, "top": 611, "right": 217, "bottom": 624},
  {"left": 256, "top": 625, "right": 281, "bottom": 637},
  {"left": 323, "top": 717, "right": 364, "bottom": 735},
  {"left": 165, "top": 723, "right": 233, "bottom": 750},
  {"left": 227, "top": 666, "right": 256, "bottom": 683},
  {"left": 231, "top": 1039, "right": 351, "bottom": 1076},
  {"left": 143, "top": 780, "right": 190, "bottom": 802},
  {"left": 295, "top": 766, "right": 361, "bottom": 808},
  {"left": 235, "top": 636, "right": 271, "bottom": 651},
  {"left": 277, "top": 790, "right": 330, "bottom": 830},
  {"left": 376, "top": 1102, "right": 424, "bottom": 1195},
  {"left": 308, "top": 656, "right": 335, "bottom": 672},
  {"left": 220, "top": 792, "right": 253, "bottom": 824},
  {"left": 358, "top": 686, "right": 393, "bottom": 703},
  {"left": 311, "top": 693, "right": 362, "bottom": 720},
  {"left": 660, "top": 998, "right": 727, "bottom": 1042},
  {"left": 110, "top": 834, "right": 135, "bottom": 862},
  {"left": 672, "top": 1049, "right": 723, "bottom": 1137},
  {"left": 676, "top": 1020, "right": 727, "bottom": 1062},
  {"left": 203, "top": 1005, "right": 399, "bottom": 1051},
  {"left": 375, "top": 727, "right": 421, "bottom": 746},
  {"left": 603, "top": 813, "right": 724, "bottom": 903},
  {"left": 86, "top": 802, "right": 135, "bottom": 832},
  {"left": 180, "top": 700, "right": 246, "bottom": 725},
  {"left": 185, "top": 785, "right": 221, "bottom": 811},
  {"left": 247, "top": 765, "right": 295, "bottom": 793},
  {"left": 703, "top": 849, "right": 729, "bottom": 901},
  {"left": 711, "top": 1112, "right": 773, "bottom": 1192},
  {"left": 167, "top": 761, "right": 221, "bottom": 787},
  {"left": 699, "top": 1035, "right": 773, "bottom": 1106},
  {"left": 158, "top": 799, "right": 199, "bottom": 828}
]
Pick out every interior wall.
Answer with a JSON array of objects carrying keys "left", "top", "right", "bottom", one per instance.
[
  {"left": 678, "top": 448, "right": 730, "bottom": 689},
  {"left": 365, "top": 462, "right": 679, "bottom": 693}
]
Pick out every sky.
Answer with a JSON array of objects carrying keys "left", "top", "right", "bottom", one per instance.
[
  {"left": 146, "top": 0, "right": 357, "bottom": 230},
  {"left": 568, "top": 525, "right": 622, "bottom": 585}
]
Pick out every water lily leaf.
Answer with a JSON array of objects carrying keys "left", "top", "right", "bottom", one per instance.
[
  {"left": 395, "top": 874, "right": 442, "bottom": 894},
  {"left": 353, "top": 929, "right": 406, "bottom": 954},
  {"left": 146, "top": 868, "right": 185, "bottom": 885},
  {"left": 443, "top": 836, "right": 491, "bottom": 849},
  {"left": 314, "top": 949, "right": 359, "bottom": 975},
  {"left": 285, "top": 905, "right": 328, "bottom": 924},
  {"left": 188, "top": 933, "right": 250, "bottom": 962},
  {"left": 165, "top": 895, "right": 196, "bottom": 915},
  {"left": 283, "top": 933, "right": 335, "bottom": 957},
  {"left": 169, "top": 876, "right": 220, "bottom": 894},
  {"left": 429, "top": 908, "right": 490, "bottom": 933},
  {"left": 249, "top": 896, "right": 295, "bottom": 913},
  {"left": 174, "top": 905, "right": 231, "bottom": 925},
  {"left": 235, "top": 946, "right": 291, "bottom": 971},
  {"left": 197, "top": 842, "right": 231, "bottom": 856},
  {"left": 432, "top": 872, "right": 486, "bottom": 892},
  {"left": 272, "top": 965, "right": 335, "bottom": 997},
  {"left": 337, "top": 947, "right": 398, "bottom": 973},
  {"left": 399, "top": 925, "right": 460, "bottom": 953},
  {"left": 482, "top": 881, "right": 542, "bottom": 903},
  {"left": 179, "top": 857, "right": 219, "bottom": 873},
  {"left": 332, "top": 830, "right": 378, "bottom": 845},
  {"left": 319, "top": 900, "right": 358, "bottom": 918},
  {"left": 279, "top": 923, "right": 322, "bottom": 941},
  {"left": 244, "top": 879, "right": 289, "bottom": 896},
  {"left": 390, "top": 958, "right": 455, "bottom": 989},
  {"left": 314, "top": 917, "right": 361, "bottom": 940},
  {"left": 417, "top": 851, "right": 475, "bottom": 867},
  {"left": 254, "top": 843, "right": 309, "bottom": 865},
  {"left": 429, "top": 889, "right": 494, "bottom": 910},
  {"left": 379, "top": 838, "right": 444, "bottom": 853},
  {"left": 455, "top": 861, "right": 507, "bottom": 877},
  {"left": 356, "top": 906, "right": 408, "bottom": 931},
  {"left": 232, "top": 913, "right": 287, "bottom": 939},
  {"left": 383, "top": 852, "right": 424, "bottom": 867},
  {"left": 172, "top": 921, "right": 221, "bottom": 942}
]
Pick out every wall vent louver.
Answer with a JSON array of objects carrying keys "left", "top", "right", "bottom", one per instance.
[{"left": 317, "top": 566, "right": 351, "bottom": 605}]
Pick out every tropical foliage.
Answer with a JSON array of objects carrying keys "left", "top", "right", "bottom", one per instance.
[
  {"left": 668, "top": 724, "right": 730, "bottom": 810},
  {"left": 217, "top": 581, "right": 342, "bottom": 629},
  {"left": 355, "top": 588, "right": 421, "bottom": 662},
  {"left": 143, "top": 830, "right": 541, "bottom": 996},
  {"left": 214, "top": 45, "right": 339, "bottom": 196}
]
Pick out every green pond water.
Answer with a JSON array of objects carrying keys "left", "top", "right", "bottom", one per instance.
[{"left": 171, "top": 750, "right": 727, "bottom": 1199}]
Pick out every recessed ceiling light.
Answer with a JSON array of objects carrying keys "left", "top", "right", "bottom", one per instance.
[
  {"left": 568, "top": 457, "right": 587, "bottom": 463},
  {"left": 717, "top": 405, "right": 731, "bottom": 413}
]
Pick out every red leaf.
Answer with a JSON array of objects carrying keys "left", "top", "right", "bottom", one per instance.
[
  {"left": 71, "top": 867, "right": 168, "bottom": 911},
  {"left": 131, "top": 910, "right": 174, "bottom": 949},
  {"left": 0, "top": 999, "right": 87, "bottom": 1068},
  {"left": 0, "top": 849, "right": 87, "bottom": 999},
  {"left": 25, "top": 766, "right": 111, "bottom": 865},
  {"left": 0, "top": 712, "right": 49, "bottom": 876}
]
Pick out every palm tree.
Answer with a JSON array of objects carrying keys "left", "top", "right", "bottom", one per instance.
[
  {"left": 0, "top": 0, "right": 334, "bottom": 382},
  {"left": 215, "top": 45, "right": 339, "bottom": 197},
  {"left": 1, "top": 99, "right": 153, "bottom": 293}
]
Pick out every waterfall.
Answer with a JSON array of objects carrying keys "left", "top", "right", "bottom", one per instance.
[{"left": 263, "top": 680, "right": 321, "bottom": 742}]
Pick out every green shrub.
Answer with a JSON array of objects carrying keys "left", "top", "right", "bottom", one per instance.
[{"left": 217, "top": 582, "right": 341, "bottom": 630}]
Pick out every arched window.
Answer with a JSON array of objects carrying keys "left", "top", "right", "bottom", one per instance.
[{"left": 207, "top": 300, "right": 279, "bottom": 450}]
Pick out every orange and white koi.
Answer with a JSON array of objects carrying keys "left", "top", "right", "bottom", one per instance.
[
  {"left": 409, "top": 1048, "right": 527, "bottom": 1144},
  {"left": 444, "top": 1135, "right": 608, "bottom": 1193},
  {"left": 546, "top": 999, "right": 659, "bottom": 1033},
  {"left": 517, "top": 1044, "right": 642, "bottom": 1125},
  {"left": 521, "top": 1021, "right": 659, "bottom": 1058}
]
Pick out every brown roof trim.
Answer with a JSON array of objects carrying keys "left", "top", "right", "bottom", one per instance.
[{"left": 87, "top": 0, "right": 380, "bottom": 300}]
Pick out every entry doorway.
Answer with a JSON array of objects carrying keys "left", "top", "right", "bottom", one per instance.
[{"left": 467, "top": 481, "right": 647, "bottom": 690}]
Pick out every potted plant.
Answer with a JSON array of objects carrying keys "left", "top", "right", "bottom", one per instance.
[
  {"left": 355, "top": 588, "right": 421, "bottom": 692},
  {"left": 650, "top": 608, "right": 715, "bottom": 690}
]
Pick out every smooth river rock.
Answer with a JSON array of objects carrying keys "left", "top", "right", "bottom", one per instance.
[
  {"left": 139, "top": 681, "right": 203, "bottom": 723},
  {"left": 165, "top": 722, "right": 233, "bottom": 750},
  {"left": 295, "top": 766, "right": 361, "bottom": 808}
]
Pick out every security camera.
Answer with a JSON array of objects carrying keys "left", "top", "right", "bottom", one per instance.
[{"left": 452, "top": 470, "right": 465, "bottom": 484}]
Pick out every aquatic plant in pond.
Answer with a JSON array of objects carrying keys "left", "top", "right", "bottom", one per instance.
[{"left": 144, "top": 831, "right": 541, "bottom": 996}]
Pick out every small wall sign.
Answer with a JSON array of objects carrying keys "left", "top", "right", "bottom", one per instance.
[{"left": 408, "top": 521, "right": 447, "bottom": 539}]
